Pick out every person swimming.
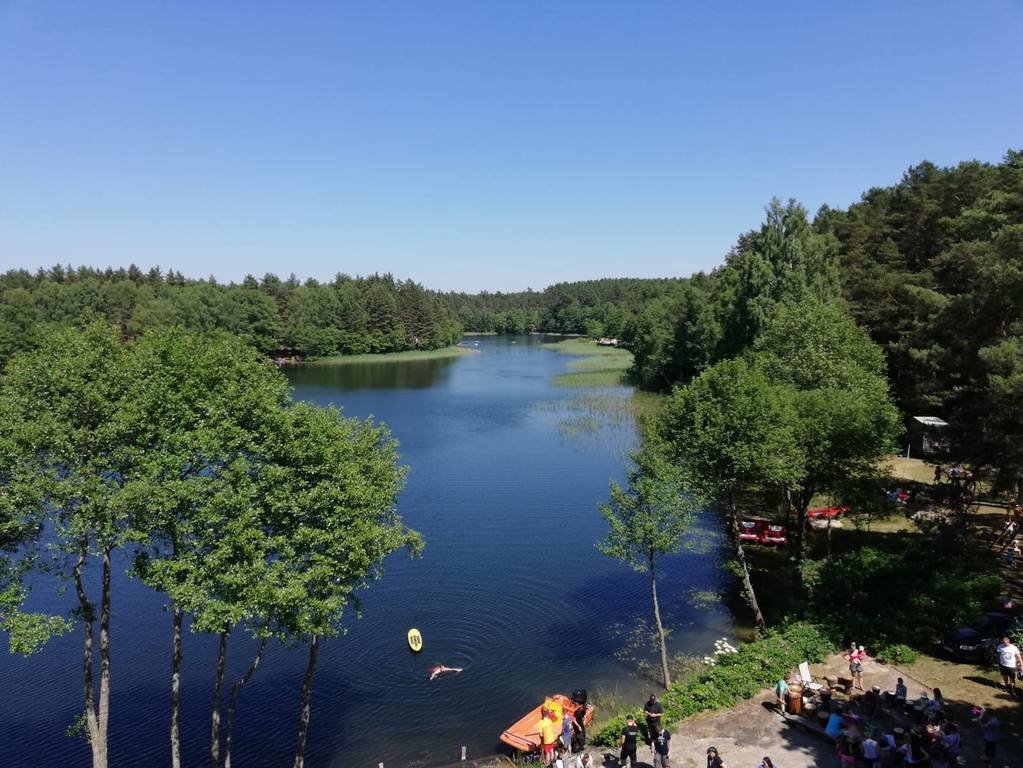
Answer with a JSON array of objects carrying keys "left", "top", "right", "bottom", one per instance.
[{"left": 428, "top": 665, "right": 463, "bottom": 681}]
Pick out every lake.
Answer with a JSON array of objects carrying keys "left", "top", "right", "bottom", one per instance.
[{"left": 0, "top": 335, "right": 736, "bottom": 768}]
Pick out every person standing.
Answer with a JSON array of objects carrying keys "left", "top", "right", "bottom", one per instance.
[
  {"left": 572, "top": 702, "right": 588, "bottom": 751},
  {"left": 997, "top": 636, "right": 1022, "bottom": 696},
  {"left": 652, "top": 727, "right": 670, "bottom": 768},
  {"left": 774, "top": 678, "right": 789, "bottom": 710},
  {"left": 643, "top": 694, "right": 664, "bottom": 741},
  {"left": 980, "top": 709, "right": 999, "bottom": 767},
  {"left": 706, "top": 745, "right": 726, "bottom": 768},
  {"left": 561, "top": 710, "right": 575, "bottom": 754},
  {"left": 538, "top": 709, "right": 559, "bottom": 767},
  {"left": 619, "top": 716, "right": 640, "bottom": 768},
  {"left": 845, "top": 644, "right": 866, "bottom": 691}
]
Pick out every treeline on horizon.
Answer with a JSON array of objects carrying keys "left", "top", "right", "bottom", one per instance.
[
  {"left": 1, "top": 151, "right": 1020, "bottom": 476},
  {"left": 0, "top": 270, "right": 463, "bottom": 360}
]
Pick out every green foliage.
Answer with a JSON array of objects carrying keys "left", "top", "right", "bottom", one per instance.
[
  {"left": 592, "top": 622, "right": 832, "bottom": 746},
  {"left": 874, "top": 644, "right": 918, "bottom": 665},
  {"left": 657, "top": 357, "right": 801, "bottom": 497},
  {"left": 801, "top": 542, "right": 1002, "bottom": 650},
  {"left": 259, "top": 402, "right": 420, "bottom": 639},
  {"left": 443, "top": 277, "right": 684, "bottom": 336},
  {"left": 0, "top": 268, "right": 462, "bottom": 363},
  {"left": 716, "top": 198, "right": 841, "bottom": 358},
  {"left": 597, "top": 450, "right": 696, "bottom": 572},
  {"left": 820, "top": 150, "right": 1023, "bottom": 492},
  {"left": 0, "top": 584, "right": 72, "bottom": 655}
]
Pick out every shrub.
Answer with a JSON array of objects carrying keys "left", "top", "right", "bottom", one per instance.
[
  {"left": 592, "top": 621, "right": 832, "bottom": 746},
  {"left": 801, "top": 541, "right": 1001, "bottom": 650},
  {"left": 874, "top": 643, "right": 918, "bottom": 665}
]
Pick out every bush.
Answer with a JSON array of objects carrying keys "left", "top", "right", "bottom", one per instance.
[
  {"left": 801, "top": 541, "right": 1001, "bottom": 650},
  {"left": 592, "top": 621, "right": 832, "bottom": 746},
  {"left": 874, "top": 643, "right": 918, "bottom": 665}
]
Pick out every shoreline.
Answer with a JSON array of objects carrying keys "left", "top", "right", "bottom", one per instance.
[{"left": 305, "top": 345, "right": 478, "bottom": 365}]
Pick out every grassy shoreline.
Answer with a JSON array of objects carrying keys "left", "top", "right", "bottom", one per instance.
[
  {"left": 309, "top": 345, "right": 477, "bottom": 365},
  {"left": 543, "top": 337, "right": 634, "bottom": 387}
]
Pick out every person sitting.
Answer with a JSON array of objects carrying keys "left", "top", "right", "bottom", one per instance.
[
  {"left": 892, "top": 677, "right": 908, "bottom": 710},
  {"left": 943, "top": 722, "right": 962, "bottom": 758}
]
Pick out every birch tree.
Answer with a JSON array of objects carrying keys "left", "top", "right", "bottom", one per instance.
[{"left": 598, "top": 449, "right": 695, "bottom": 689}]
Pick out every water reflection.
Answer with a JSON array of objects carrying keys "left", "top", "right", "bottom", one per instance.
[{"left": 285, "top": 355, "right": 461, "bottom": 391}]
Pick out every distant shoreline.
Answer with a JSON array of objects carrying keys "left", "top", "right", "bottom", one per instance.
[{"left": 307, "top": 346, "right": 478, "bottom": 365}]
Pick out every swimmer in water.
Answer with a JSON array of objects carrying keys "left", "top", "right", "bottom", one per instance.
[{"left": 429, "top": 665, "right": 463, "bottom": 681}]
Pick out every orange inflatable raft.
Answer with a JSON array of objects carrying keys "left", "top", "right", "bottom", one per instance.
[{"left": 499, "top": 694, "right": 594, "bottom": 752}]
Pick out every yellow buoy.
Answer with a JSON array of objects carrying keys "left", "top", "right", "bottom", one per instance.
[{"left": 407, "top": 627, "right": 423, "bottom": 653}]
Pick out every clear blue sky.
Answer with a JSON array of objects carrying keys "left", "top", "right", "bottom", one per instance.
[{"left": 2, "top": 2, "right": 1021, "bottom": 293}]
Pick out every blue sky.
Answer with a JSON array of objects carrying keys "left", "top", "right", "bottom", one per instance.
[{"left": 1, "top": 2, "right": 1021, "bottom": 292}]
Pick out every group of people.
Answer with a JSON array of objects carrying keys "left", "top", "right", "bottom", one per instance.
[
  {"left": 616, "top": 695, "right": 671, "bottom": 768},
  {"left": 615, "top": 695, "right": 775, "bottom": 768},
  {"left": 826, "top": 698, "right": 1001, "bottom": 767},
  {"left": 821, "top": 656, "right": 1009, "bottom": 768},
  {"left": 536, "top": 699, "right": 590, "bottom": 768}
]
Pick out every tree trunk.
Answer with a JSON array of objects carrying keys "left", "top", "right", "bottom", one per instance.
[
  {"left": 728, "top": 490, "right": 765, "bottom": 629},
  {"left": 224, "top": 637, "right": 267, "bottom": 768},
  {"left": 74, "top": 548, "right": 106, "bottom": 768},
  {"left": 648, "top": 554, "right": 671, "bottom": 689},
  {"left": 210, "top": 628, "right": 229, "bottom": 768},
  {"left": 293, "top": 635, "right": 320, "bottom": 768},
  {"left": 170, "top": 603, "right": 182, "bottom": 768},
  {"left": 97, "top": 546, "right": 111, "bottom": 766}
]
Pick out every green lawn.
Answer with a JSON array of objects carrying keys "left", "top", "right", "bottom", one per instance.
[{"left": 310, "top": 346, "right": 477, "bottom": 365}]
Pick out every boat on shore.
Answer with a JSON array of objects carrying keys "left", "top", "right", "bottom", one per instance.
[{"left": 499, "top": 693, "right": 593, "bottom": 753}]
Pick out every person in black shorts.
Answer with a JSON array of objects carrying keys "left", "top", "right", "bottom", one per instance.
[
  {"left": 707, "top": 745, "right": 726, "bottom": 768},
  {"left": 997, "top": 636, "right": 1022, "bottom": 696},
  {"left": 619, "top": 716, "right": 640, "bottom": 767}
]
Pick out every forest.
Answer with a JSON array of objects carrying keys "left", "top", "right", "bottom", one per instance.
[
  {"left": 0, "top": 270, "right": 462, "bottom": 361},
  {"left": 2, "top": 152, "right": 1019, "bottom": 496},
  {"left": 626, "top": 150, "right": 1023, "bottom": 498}
]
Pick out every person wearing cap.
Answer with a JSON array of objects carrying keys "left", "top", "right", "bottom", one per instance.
[{"left": 706, "top": 745, "right": 725, "bottom": 768}]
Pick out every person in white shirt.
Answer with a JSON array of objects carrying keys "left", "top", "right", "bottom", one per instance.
[{"left": 997, "top": 636, "right": 1022, "bottom": 696}]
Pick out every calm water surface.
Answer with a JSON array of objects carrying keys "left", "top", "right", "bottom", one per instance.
[{"left": 0, "top": 335, "right": 734, "bottom": 768}]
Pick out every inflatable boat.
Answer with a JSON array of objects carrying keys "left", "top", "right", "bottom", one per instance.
[{"left": 499, "top": 693, "right": 594, "bottom": 752}]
